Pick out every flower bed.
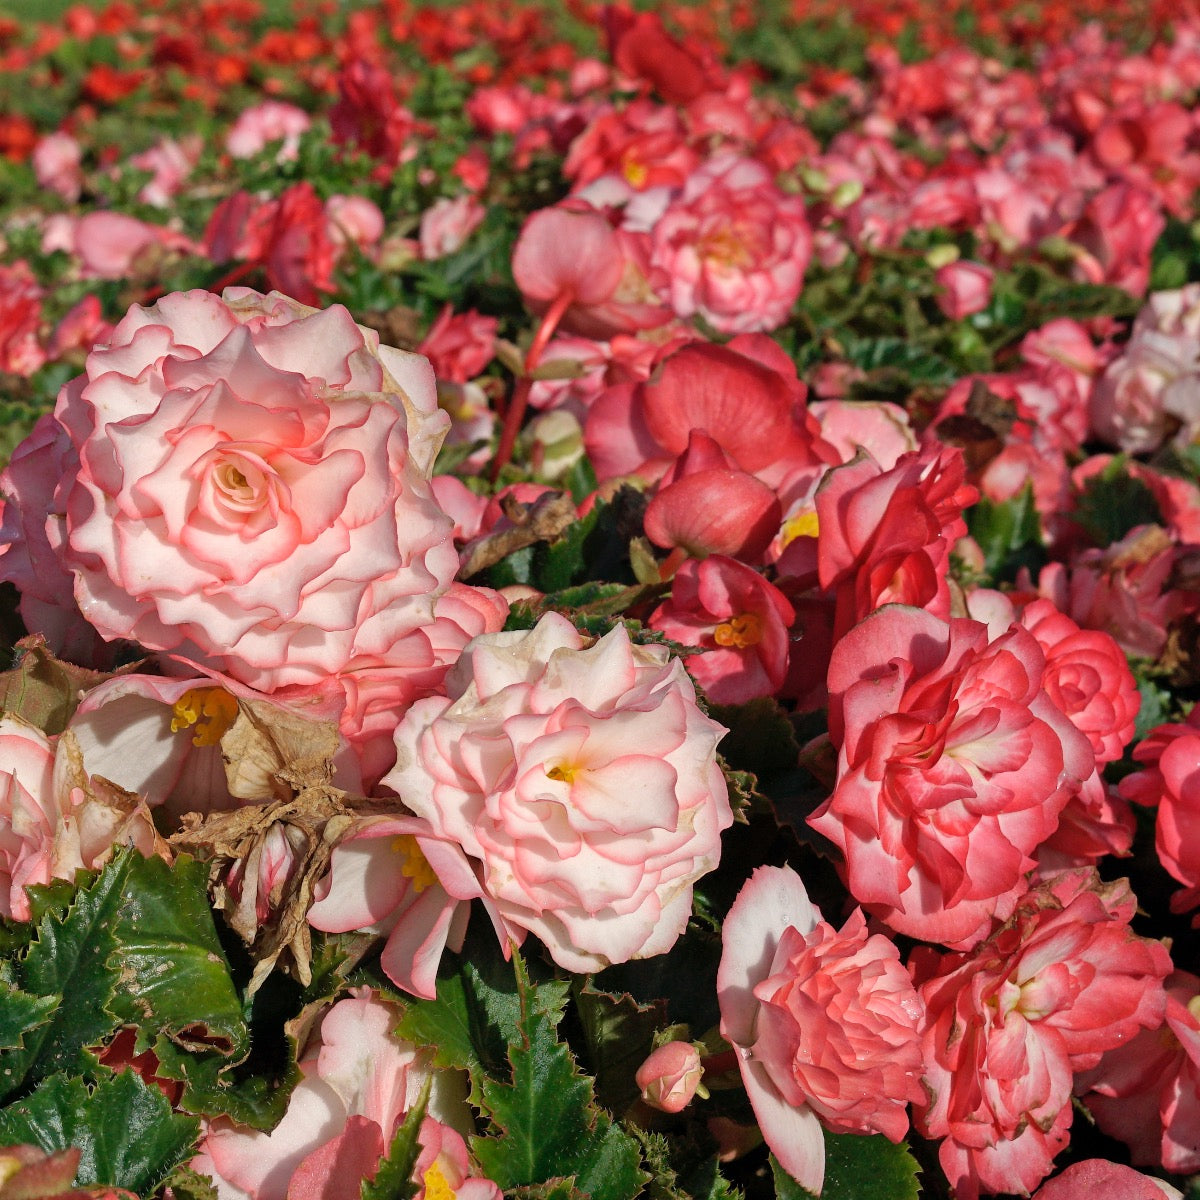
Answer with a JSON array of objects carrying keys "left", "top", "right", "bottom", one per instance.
[{"left": 0, "top": 2, "right": 1198, "bottom": 1198}]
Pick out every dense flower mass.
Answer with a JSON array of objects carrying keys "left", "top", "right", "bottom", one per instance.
[{"left": 1, "top": 1, "right": 1199, "bottom": 1197}]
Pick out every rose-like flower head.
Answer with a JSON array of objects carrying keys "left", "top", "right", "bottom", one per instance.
[
  {"left": 913, "top": 870, "right": 1172, "bottom": 1200},
  {"left": 717, "top": 866, "right": 925, "bottom": 1194},
  {"left": 55, "top": 288, "right": 458, "bottom": 691},
  {"left": 810, "top": 605, "right": 1095, "bottom": 947},
  {"left": 0, "top": 716, "right": 60, "bottom": 921},
  {"left": 385, "top": 612, "right": 732, "bottom": 972}
]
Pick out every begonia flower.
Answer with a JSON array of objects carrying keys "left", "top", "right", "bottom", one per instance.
[{"left": 385, "top": 612, "right": 732, "bottom": 972}]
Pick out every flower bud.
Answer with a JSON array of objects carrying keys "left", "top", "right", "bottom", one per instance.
[{"left": 635, "top": 1041, "right": 705, "bottom": 1113}]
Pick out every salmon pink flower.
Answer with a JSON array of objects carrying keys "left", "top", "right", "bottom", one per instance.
[
  {"left": 0, "top": 717, "right": 60, "bottom": 921},
  {"left": 636, "top": 1042, "right": 705, "bottom": 1114},
  {"left": 810, "top": 605, "right": 1095, "bottom": 947},
  {"left": 1033, "top": 1161, "right": 1182, "bottom": 1200},
  {"left": 913, "top": 870, "right": 1171, "bottom": 1200},
  {"left": 386, "top": 613, "right": 732, "bottom": 972},
  {"left": 54, "top": 287, "right": 458, "bottom": 691},
  {"left": 0, "top": 261, "right": 46, "bottom": 377},
  {"left": 717, "top": 866, "right": 925, "bottom": 1193}
]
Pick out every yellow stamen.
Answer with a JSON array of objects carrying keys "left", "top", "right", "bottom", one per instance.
[
  {"left": 624, "top": 157, "right": 648, "bottom": 188},
  {"left": 392, "top": 835, "right": 438, "bottom": 894},
  {"left": 779, "top": 509, "right": 820, "bottom": 547},
  {"left": 422, "top": 1160, "right": 455, "bottom": 1200},
  {"left": 713, "top": 613, "right": 764, "bottom": 650},
  {"left": 546, "top": 764, "right": 577, "bottom": 784},
  {"left": 170, "top": 687, "right": 239, "bottom": 747}
]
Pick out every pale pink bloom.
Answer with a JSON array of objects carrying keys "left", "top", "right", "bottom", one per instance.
[
  {"left": 325, "top": 195, "right": 385, "bottom": 253},
  {"left": 68, "top": 211, "right": 194, "bottom": 279},
  {"left": 430, "top": 474, "right": 489, "bottom": 543},
  {"left": 225, "top": 100, "right": 312, "bottom": 161},
  {"left": 636, "top": 1042, "right": 704, "bottom": 1114},
  {"left": 648, "top": 556, "right": 794, "bottom": 705},
  {"left": 308, "top": 814, "right": 469, "bottom": 999},
  {"left": 934, "top": 261, "right": 994, "bottom": 320},
  {"left": 128, "top": 136, "right": 198, "bottom": 207},
  {"left": 1020, "top": 318, "right": 1107, "bottom": 410},
  {"left": 810, "top": 605, "right": 1095, "bottom": 947},
  {"left": 386, "top": 613, "right": 732, "bottom": 972},
  {"left": 1033, "top": 1161, "right": 1182, "bottom": 1200},
  {"left": 0, "top": 717, "right": 60, "bottom": 920},
  {"left": 418, "top": 306, "right": 498, "bottom": 384},
  {"left": 55, "top": 288, "right": 458, "bottom": 691},
  {"left": 32, "top": 131, "right": 83, "bottom": 202},
  {"left": 809, "top": 399, "right": 916, "bottom": 470},
  {"left": 410, "top": 1117, "right": 501, "bottom": 1200},
  {"left": 913, "top": 870, "right": 1172, "bottom": 1200},
  {"left": 0, "top": 413, "right": 111, "bottom": 665},
  {"left": 0, "top": 261, "right": 45, "bottom": 378},
  {"left": 194, "top": 991, "right": 472, "bottom": 1200},
  {"left": 650, "top": 154, "right": 811, "bottom": 333},
  {"left": 419, "top": 195, "right": 486, "bottom": 260},
  {"left": 717, "top": 866, "right": 925, "bottom": 1194},
  {"left": 1076, "top": 971, "right": 1200, "bottom": 1175}
]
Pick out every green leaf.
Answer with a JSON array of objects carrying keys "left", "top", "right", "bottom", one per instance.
[
  {"left": 472, "top": 956, "right": 647, "bottom": 1200},
  {"left": 0, "top": 978, "right": 58, "bottom": 1052},
  {"left": 571, "top": 983, "right": 667, "bottom": 1114},
  {"left": 770, "top": 1132, "right": 921, "bottom": 1200},
  {"left": 708, "top": 698, "right": 802, "bottom": 783},
  {"left": 1073, "top": 456, "right": 1162, "bottom": 548},
  {"left": 0, "top": 1070, "right": 199, "bottom": 1195},
  {"left": 964, "top": 482, "right": 1043, "bottom": 581},
  {"left": 361, "top": 1077, "right": 431, "bottom": 1200}
]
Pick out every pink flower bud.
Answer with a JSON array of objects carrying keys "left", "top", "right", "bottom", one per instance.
[{"left": 636, "top": 1042, "right": 704, "bottom": 1113}]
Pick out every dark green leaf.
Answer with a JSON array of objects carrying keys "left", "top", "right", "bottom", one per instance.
[
  {"left": 361, "top": 1077, "right": 431, "bottom": 1200},
  {"left": 1073, "top": 456, "right": 1162, "bottom": 548},
  {"left": 571, "top": 984, "right": 666, "bottom": 1114},
  {"left": 0, "top": 978, "right": 58, "bottom": 1052},
  {"left": 965, "top": 482, "right": 1042, "bottom": 580},
  {"left": 770, "top": 1131, "right": 921, "bottom": 1200},
  {"left": 0, "top": 1070, "right": 199, "bottom": 1195}
]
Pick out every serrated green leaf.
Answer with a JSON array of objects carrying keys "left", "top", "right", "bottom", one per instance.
[
  {"left": 708, "top": 698, "right": 802, "bottom": 784},
  {"left": 472, "top": 956, "right": 646, "bottom": 1200},
  {"left": 678, "top": 1154, "right": 743, "bottom": 1200},
  {"left": 571, "top": 984, "right": 667, "bottom": 1114},
  {"left": 361, "top": 1077, "right": 431, "bottom": 1200},
  {"left": 964, "top": 482, "right": 1043, "bottom": 580},
  {"left": 508, "top": 1180, "right": 586, "bottom": 1200},
  {"left": 0, "top": 1070, "right": 199, "bottom": 1194},
  {"left": 770, "top": 1132, "right": 921, "bottom": 1200},
  {"left": 0, "top": 979, "right": 58, "bottom": 1052}
]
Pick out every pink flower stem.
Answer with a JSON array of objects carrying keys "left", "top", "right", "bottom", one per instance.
[{"left": 490, "top": 287, "right": 574, "bottom": 482}]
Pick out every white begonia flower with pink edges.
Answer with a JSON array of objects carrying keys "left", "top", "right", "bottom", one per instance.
[
  {"left": 193, "top": 990, "right": 475, "bottom": 1200},
  {"left": 0, "top": 717, "right": 62, "bottom": 920},
  {"left": 717, "top": 865, "right": 926, "bottom": 1195},
  {"left": 55, "top": 288, "right": 459, "bottom": 691},
  {"left": 385, "top": 612, "right": 733, "bottom": 973}
]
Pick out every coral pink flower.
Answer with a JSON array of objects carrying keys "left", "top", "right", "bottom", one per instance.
[
  {"left": 810, "top": 605, "right": 1095, "bottom": 947},
  {"left": 68, "top": 211, "right": 194, "bottom": 279},
  {"left": 1146, "top": 734, "right": 1200, "bottom": 918},
  {"left": 325, "top": 194, "right": 385, "bottom": 254},
  {"left": 419, "top": 195, "right": 486, "bottom": 260},
  {"left": 650, "top": 154, "right": 812, "bottom": 333},
  {"left": 934, "top": 261, "right": 994, "bottom": 320},
  {"left": 1076, "top": 971, "right": 1200, "bottom": 1175},
  {"left": 0, "top": 717, "right": 61, "bottom": 920},
  {"left": 913, "top": 870, "right": 1172, "bottom": 1200},
  {"left": 1064, "top": 182, "right": 1165, "bottom": 296},
  {"left": 717, "top": 866, "right": 925, "bottom": 1194},
  {"left": 0, "top": 261, "right": 45, "bottom": 377},
  {"left": 409, "top": 1117, "right": 501, "bottom": 1200},
  {"left": 47, "top": 295, "right": 112, "bottom": 359},
  {"left": 418, "top": 306, "right": 498, "bottom": 384},
  {"left": 1033, "top": 1161, "right": 1182, "bottom": 1200},
  {"left": 385, "top": 613, "right": 732, "bottom": 972},
  {"left": 648, "top": 556, "right": 794, "bottom": 705},
  {"left": 54, "top": 288, "right": 458, "bottom": 691},
  {"left": 194, "top": 991, "right": 478, "bottom": 1200},
  {"left": 225, "top": 100, "right": 311, "bottom": 161},
  {"left": 636, "top": 1042, "right": 705, "bottom": 1114},
  {"left": 809, "top": 399, "right": 916, "bottom": 470},
  {"left": 32, "top": 130, "right": 82, "bottom": 202}
]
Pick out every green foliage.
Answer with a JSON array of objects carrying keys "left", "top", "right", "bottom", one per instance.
[
  {"left": 1074, "top": 456, "right": 1163, "bottom": 548},
  {"left": 0, "top": 1070, "right": 199, "bottom": 1195},
  {"left": 361, "top": 1079, "right": 431, "bottom": 1200},
  {"left": 771, "top": 1131, "right": 921, "bottom": 1200},
  {"left": 965, "top": 482, "right": 1044, "bottom": 582},
  {"left": 570, "top": 983, "right": 667, "bottom": 1115}
]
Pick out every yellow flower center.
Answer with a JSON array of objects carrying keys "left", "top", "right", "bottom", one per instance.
[
  {"left": 546, "top": 763, "right": 578, "bottom": 784},
  {"left": 422, "top": 1160, "right": 455, "bottom": 1200},
  {"left": 779, "top": 509, "right": 820, "bottom": 548},
  {"left": 713, "top": 613, "right": 764, "bottom": 649},
  {"left": 170, "top": 687, "right": 239, "bottom": 747},
  {"left": 623, "top": 157, "right": 648, "bottom": 188},
  {"left": 391, "top": 834, "right": 438, "bottom": 894}
]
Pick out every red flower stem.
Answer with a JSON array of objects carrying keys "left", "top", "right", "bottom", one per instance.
[{"left": 490, "top": 287, "right": 574, "bottom": 482}]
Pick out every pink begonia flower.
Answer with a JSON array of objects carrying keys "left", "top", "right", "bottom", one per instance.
[
  {"left": 814, "top": 446, "right": 977, "bottom": 643},
  {"left": 52, "top": 288, "right": 458, "bottom": 691},
  {"left": 934, "top": 261, "right": 994, "bottom": 320},
  {"left": 636, "top": 1042, "right": 705, "bottom": 1114},
  {"left": 194, "top": 991, "right": 485, "bottom": 1200},
  {"left": 67, "top": 211, "right": 195, "bottom": 279},
  {"left": 648, "top": 556, "right": 794, "bottom": 705},
  {"left": 717, "top": 866, "right": 925, "bottom": 1194},
  {"left": 1032, "top": 1161, "right": 1182, "bottom": 1200},
  {"left": 47, "top": 295, "right": 112, "bottom": 360},
  {"left": 32, "top": 131, "right": 83, "bottom": 202},
  {"left": 325, "top": 194, "right": 385, "bottom": 254},
  {"left": 0, "top": 261, "right": 46, "bottom": 378},
  {"left": 0, "top": 717, "right": 62, "bottom": 920},
  {"left": 1076, "top": 970, "right": 1200, "bottom": 1175},
  {"left": 643, "top": 431, "right": 782, "bottom": 563},
  {"left": 225, "top": 100, "right": 311, "bottom": 161},
  {"left": 563, "top": 97, "right": 696, "bottom": 191},
  {"left": 1064, "top": 182, "right": 1165, "bottom": 297},
  {"left": 810, "top": 605, "right": 1094, "bottom": 947},
  {"left": 650, "top": 154, "right": 812, "bottom": 334},
  {"left": 308, "top": 813, "right": 468, "bottom": 999},
  {"left": 913, "top": 870, "right": 1172, "bottom": 1200},
  {"left": 386, "top": 612, "right": 733, "bottom": 972},
  {"left": 419, "top": 195, "right": 486, "bottom": 260},
  {"left": 0, "top": 413, "right": 112, "bottom": 665},
  {"left": 809, "top": 399, "right": 916, "bottom": 470},
  {"left": 418, "top": 306, "right": 498, "bottom": 384},
  {"left": 409, "top": 1116, "right": 501, "bottom": 1200},
  {"left": 1145, "top": 733, "right": 1200, "bottom": 919},
  {"left": 128, "top": 136, "right": 199, "bottom": 208}
]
